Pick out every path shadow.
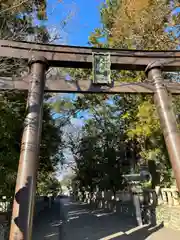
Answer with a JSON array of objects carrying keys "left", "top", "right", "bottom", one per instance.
[
  {"left": 32, "top": 199, "right": 61, "bottom": 239},
  {"left": 104, "top": 223, "right": 164, "bottom": 240},
  {"left": 58, "top": 200, "right": 136, "bottom": 240},
  {"left": 32, "top": 198, "right": 166, "bottom": 240}
]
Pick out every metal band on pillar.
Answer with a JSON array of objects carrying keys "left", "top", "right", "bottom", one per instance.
[
  {"left": 9, "top": 56, "right": 48, "bottom": 240},
  {"left": 145, "top": 62, "right": 180, "bottom": 192}
]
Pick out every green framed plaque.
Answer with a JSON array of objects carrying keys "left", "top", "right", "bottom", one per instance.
[{"left": 92, "top": 52, "right": 111, "bottom": 85}]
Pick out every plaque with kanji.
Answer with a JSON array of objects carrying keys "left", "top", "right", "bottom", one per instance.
[{"left": 92, "top": 52, "right": 111, "bottom": 85}]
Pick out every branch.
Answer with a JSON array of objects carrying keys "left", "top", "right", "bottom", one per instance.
[{"left": 0, "top": 0, "right": 29, "bottom": 14}]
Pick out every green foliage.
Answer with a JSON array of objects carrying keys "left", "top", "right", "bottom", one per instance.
[
  {"left": 61, "top": 174, "right": 75, "bottom": 189},
  {"left": 66, "top": 95, "right": 138, "bottom": 193},
  {"left": 58, "top": 0, "right": 180, "bottom": 192},
  {"left": 0, "top": 91, "right": 63, "bottom": 198},
  {"left": 0, "top": 1, "right": 49, "bottom": 41},
  {"left": 0, "top": 1, "right": 64, "bottom": 199},
  {"left": 37, "top": 173, "right": 62, "bottom": 196}
]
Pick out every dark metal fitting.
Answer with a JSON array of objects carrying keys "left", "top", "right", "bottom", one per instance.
[
  {"left": 28, "top": 56, "right": 49, "bottom": 70},
  {"left": 145, "top": 61, "right": 163, "bottom": 76}
]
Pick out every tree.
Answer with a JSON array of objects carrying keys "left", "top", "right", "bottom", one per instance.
[
  {"left": 0, "top": 1, "right": 66, "bottom": 199},
  {"left": 67, "top": 95, "right": 135, "bottom": 194},
  {"left": 63, "top": 0, "right": 180, "bottom": 191},
  {"left": 0, "top": 0, "right": 50, "bottom": 78},
  {"left": 61, "top": 173, "right": 75, "bottom": 190},
  {"left": 0, "top": 90, "right": 65, "bottom": 198},
  {"left": 37, "top": 172, "right": 62, "bottom": 196},
  {"left": 89, "top": 0, "right": 180, "bottom": 187}
]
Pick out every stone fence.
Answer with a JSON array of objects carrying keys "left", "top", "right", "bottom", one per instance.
[
  {"left": 75, "top": 190, "right": 137, "bottom": 221},
  {"left": 77, "top": 187, "right": 180, "bottom": 206},
  {"left": 155, "top": 187, "right": 180, "bottom": 206},
  {"left": 74, "top": 187, "right": 180, "bottom": 231},
  {"left": 76, "top": 187, "right": 180, "bottom": 207}
]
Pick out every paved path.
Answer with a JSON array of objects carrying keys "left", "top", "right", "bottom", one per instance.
[{"left": 32, "top": 198, "right": 180, "bottom": 240}]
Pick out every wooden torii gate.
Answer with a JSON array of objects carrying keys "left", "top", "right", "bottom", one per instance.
[{"left": 1, "top": 40, "right": 180, "bottom": 239}]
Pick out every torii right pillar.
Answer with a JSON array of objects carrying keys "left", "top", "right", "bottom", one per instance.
[{"left": 145, "top": 62, "right": 180, "bottom": 192}]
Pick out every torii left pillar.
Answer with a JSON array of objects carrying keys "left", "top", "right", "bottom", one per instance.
[{"left": 9, "top": 56, "right": 48, "bottom": 240}]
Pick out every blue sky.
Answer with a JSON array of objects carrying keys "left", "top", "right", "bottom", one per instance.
[
  {"left": 46, "top": 0, "right": 104, "bottom": 46},
  {"left": 45, "top": 1, "right": 105, "bottom": 131},
  {"left": 44, "top": 0, "right": 105, "bottom": 179}
]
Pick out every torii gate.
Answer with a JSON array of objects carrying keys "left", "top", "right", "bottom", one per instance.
[{"left": 1, "top": 40, "right": 180, "bottom": 239}]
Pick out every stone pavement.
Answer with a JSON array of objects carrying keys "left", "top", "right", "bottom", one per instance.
[
  {"left": 145, "top": 227, "right": 180, "bottom": 240},
  {"left": 32, "top": 198, "right": 180, "bottom": 240}
]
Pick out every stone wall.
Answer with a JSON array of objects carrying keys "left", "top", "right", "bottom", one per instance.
[
  {"left": 156, "top": 205, "right": 180, "bottom": 231},
  {"left": 155, "top": 187, "right": 180, "bottom": 231}
]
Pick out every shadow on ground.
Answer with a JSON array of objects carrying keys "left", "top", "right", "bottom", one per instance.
[
  {"left": 32, "top": 199, "right": 169, "bottom": 240},
  {"left": 106, "top": 223, "right": 164, "bottom": 240}
]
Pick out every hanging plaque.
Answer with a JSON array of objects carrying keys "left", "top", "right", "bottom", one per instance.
[{"left": 92, "top": 52, "right": 111, "bottom": 85}]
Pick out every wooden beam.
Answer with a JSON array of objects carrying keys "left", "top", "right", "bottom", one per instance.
[
  {"left": 1, "top": 76, "right": 180, "bottom": 94},
  {"left": 1, "top": 40, "right": 180, "bottom": 71}
]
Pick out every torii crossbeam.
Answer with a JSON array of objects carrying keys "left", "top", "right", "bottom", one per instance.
[{"left": 1, "top": 39, "right": 180, "bottom": 71}]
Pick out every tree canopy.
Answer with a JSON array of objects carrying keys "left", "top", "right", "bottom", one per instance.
[
  {"left": 0, "top": 0, "right": 64, "bottom": 199},
  {"left": 54, "top": 0, "right": 180, "bottom": 194}
]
